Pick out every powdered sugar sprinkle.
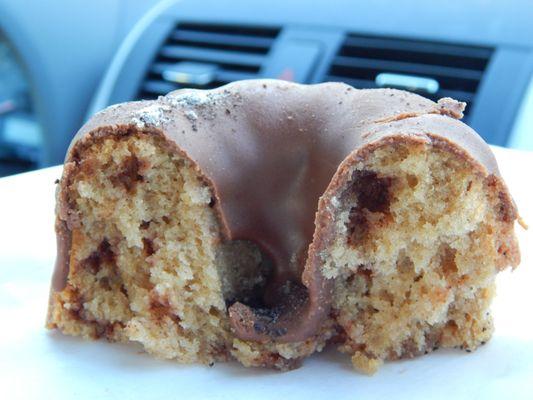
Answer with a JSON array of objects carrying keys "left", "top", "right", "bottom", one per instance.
[
  {"left": 164, "top": 90, "right": 229, "bottom": 109},
  {"left": 130, "top": 89, "right": 238, "bottom": 131},
  {"left": 131, "top": 104, "right": 171, "bottom": 128}
]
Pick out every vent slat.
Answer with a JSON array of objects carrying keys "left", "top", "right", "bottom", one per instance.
[
  {"left": 136, "top": 23, "right": 280, "bottom": 100},
  {"left": 343, "top": 36, "right": 492, "bottom": 59},
  {"left": 324, "top": 75, "right": 376, "bottom": 89},
  {"left": 216, "top": 70, "right": 257, "bottom": 82},
  {"left": 150, "top": 62, "right": 258, "bottom": 81},
  {"left": 160, "top": 45, "right": 265, "bottom": 68},
  {"left": 327, "top": 33, "right": 493, "bottom": 118},
  {"left": 170, "top": 30, "right": 275, "bottom": 53},
  {"left": 142, "top": 79, "right": 232, "bottom": 97},
  {"left": 177, "top": 22, "right": 279, "bottom": 38},
  {"left": 331, "top": 56, "right": 483, "bottom": 81}
]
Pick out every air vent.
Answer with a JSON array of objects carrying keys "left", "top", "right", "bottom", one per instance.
[
  {"left": 326, "top": 34, "right": 493, "bottom": 119},
  {"left": 137, "top": 22, "right": 280, "bottom": 99}
]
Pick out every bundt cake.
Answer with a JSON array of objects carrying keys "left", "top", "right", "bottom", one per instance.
[{"left": 47, "top": 79, "right": 520, "bottom": 373}]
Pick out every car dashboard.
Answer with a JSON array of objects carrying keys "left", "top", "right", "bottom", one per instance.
[{"left": 1, "top": 0, "right": 532, "bottom": 176}]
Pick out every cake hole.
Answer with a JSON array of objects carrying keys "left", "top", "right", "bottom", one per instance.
[
  {"left": 397, "top": 253, "right": 415, "bottom": 274},
  {"left": 99, "top": 277, "right": 112, "bottom": 290},
  {"left": 208, "top": 307, "right": 220, "bottom": 317},
  {"left": 497, "top": 192, "right": 513, "bottom": 222},
  {"left": 103, "top": 321, "right": 125, "bottom": 338},
  {"left": 497, "top": 244, "right": 509, "bottom": 257},
  {"left": 409, "top": 330, "right": 441, "bottom": 358},
  {"left": 119, "top": 284, "right": 129, "bottom": 298},
  {"left": 140, "top": 220, "right": 151, "bottom": 229},
  {"left": 379, "top": 290, "right": 394, "bottom": 306},
  {"left": 142, "top": 237, "right": 155, "bottom": 256},
  {"left": 149, "top": 295, "right": 172, "bottom": 322},
  {"left": 357, "top": 267, "right": 373, "bottom": 281},
  {"left": 345, "top": 268, "right": 373, "bottom": 296},
  {"left": 446, "top": 319, "right": 458, "bottom": 333},
  {"left": 406, "top": 174, "right": 418, "bottom": 189},
  {"left": 347, "top": 207, "right": 370, "bottom": 246},
  {"left": 439, "top": 245, "right": 458, "bottom": 278}
]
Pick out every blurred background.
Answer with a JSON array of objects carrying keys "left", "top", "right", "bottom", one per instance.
[{"left": 0, "top": 0, "right": 532, "bottom": 177}]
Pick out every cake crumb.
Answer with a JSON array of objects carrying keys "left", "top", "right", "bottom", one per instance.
[
  {"left": 437, "top": 97, "right": 466, "bottom": 119},
  {"left": 351, "top": 352, "right": 382, "bottom": 375}
]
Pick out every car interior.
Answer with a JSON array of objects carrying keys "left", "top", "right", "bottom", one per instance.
[{"left": 0, "top": 0, "right": 532, "bottom": 177}]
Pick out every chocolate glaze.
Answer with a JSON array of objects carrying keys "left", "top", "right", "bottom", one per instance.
[
  {"left": 50, "top": 80, "right": 517, "bottom": 343},
  {"left": 51, "top": 220, "right": 71, "bottom": 291}
]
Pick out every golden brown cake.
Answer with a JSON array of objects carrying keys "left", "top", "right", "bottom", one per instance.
[{"left": 47, "top": 80, "right": 520, "bottom": 373}]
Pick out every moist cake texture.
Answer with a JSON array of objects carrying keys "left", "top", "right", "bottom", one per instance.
[
  {"left": 321, "top": 135, "right": 519, "bottom": 373},
  {"left": 47, "top": 80, "right": 520, "bottom": 372}
]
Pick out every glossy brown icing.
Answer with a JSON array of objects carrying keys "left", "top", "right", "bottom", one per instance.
[{"left": 51, "top": 80, "right": 514, "bottom": 343}]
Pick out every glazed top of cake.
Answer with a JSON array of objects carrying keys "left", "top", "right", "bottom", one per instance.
[{"left": 54, "top": 80, "right": 511, "bottom": 344}]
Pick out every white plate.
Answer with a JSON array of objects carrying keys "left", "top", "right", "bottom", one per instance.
[{"left": 1, "top": 147, "right": 532, "bottom": 400}]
